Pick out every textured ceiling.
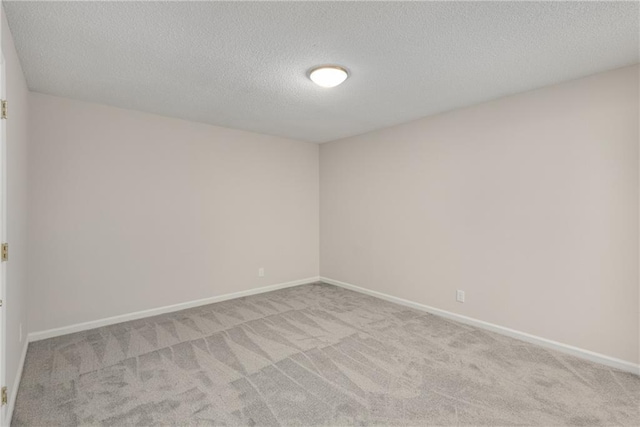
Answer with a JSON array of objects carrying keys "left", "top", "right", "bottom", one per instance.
[{"left": 4, "top": 1, "right": 639, "bottom": 143}]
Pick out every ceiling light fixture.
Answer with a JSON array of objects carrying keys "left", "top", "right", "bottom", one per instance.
[{"left": 308, "top": 65, "right": 349, "bottom": 88}]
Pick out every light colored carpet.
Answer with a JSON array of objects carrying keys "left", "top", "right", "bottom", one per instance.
[{"left": 12, "top": 282, "right": 640, "bottom": 426}]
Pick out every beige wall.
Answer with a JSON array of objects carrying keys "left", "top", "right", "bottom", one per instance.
[
  {"left": 320, "top": 65, "right": 639, "bottom": 364},
  {"left": 28, "top": 93, "right": 319, "bottom": 333},
  {"left": 2, "top": 8, "right": 29, "bottom": 419}
]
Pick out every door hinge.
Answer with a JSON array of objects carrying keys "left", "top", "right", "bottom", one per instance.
[
  {"left": 1, "top": 100, "right": 7, "bottom": 120},
  {"left": 1, "top": 243, "right": 7, "bottom": 262},
  {"left": 1, "top": 387, "right": 7, "bottom": 405}
]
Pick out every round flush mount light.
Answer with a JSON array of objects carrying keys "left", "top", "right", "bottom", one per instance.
[{"left": 308, "top": 65, "right": 349, "bottom": 88}]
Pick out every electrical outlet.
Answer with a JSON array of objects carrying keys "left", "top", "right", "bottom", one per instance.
[
  {"left": 456, "top": 290, "right": 465, "bottom": 303},
  {"left": 258, "top": 268, "right": 265, "bottom": 277}
]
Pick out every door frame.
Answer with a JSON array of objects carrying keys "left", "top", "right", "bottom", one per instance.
[{"left": 0, "top": 48, "right": 7, "bottom": 425}]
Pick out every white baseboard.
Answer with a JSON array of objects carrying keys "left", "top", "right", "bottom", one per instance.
[
  {"left": 320, "top": 276, "right": 640, "bottom": 376},
  {"left": 28, "top": 276, "right": 320, "bottom": 342},
  {"left": 26, "top": 274, "right": 639, "bottom": 376},
  {"left": 4, "top": 340, "right": 28, "bottom": 427}
]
